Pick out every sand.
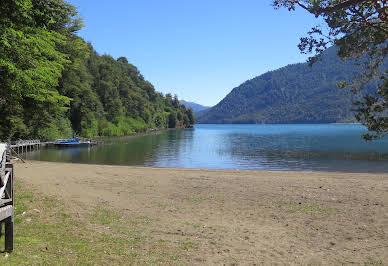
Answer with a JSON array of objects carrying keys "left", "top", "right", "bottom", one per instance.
[{"left": 15, "top": 161, "right": 388, "bottom": 265}]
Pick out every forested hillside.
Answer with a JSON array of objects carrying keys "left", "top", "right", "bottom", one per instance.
[
  {"left": 180, "top": 100, "right": 210, "bottom": 114},
  {"left": 0, "top": 0, "right": 194, "bottom": 141},
  {"left": 199, "top": 46, "right": 386, "bottom": 124}
]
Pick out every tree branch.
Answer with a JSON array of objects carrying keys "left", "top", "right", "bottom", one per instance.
[
  {"left": 352, "top": 6, "right": 388, "bottom": 34},
  {"left": 293, "top": 0, "right": 382, "bottom": 15}
]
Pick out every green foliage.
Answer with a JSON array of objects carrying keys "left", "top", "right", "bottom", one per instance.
[
  {"left": 168, "top": 112, "right": 177, "bottom": 128},
  {"left": 81, "top": 50, "right": 193, "bottom": 136},
  {"left": 187, "top": 108, "right": 196, "bottom": 125},
  {"left": 0, "top": 0, "right": 195, "bottom": 141},
  {"left": 0, "top": 0, "right": 74, "bottom": 140},
  {"left": 36, "top": 116, "right": 73, "bottom": 141},
  {"left": 199, "top": 46, "right": 387, "bottom": 124},
  {"left": 80, "top": 113, "right": 99, "bottom": 138},
  {"left": 126, "top": 117, "right": 147, "bottom": 132}
]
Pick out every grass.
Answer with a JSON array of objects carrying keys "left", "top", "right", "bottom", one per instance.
[
  {"left": 154, "top": 201, "right": 184, "bottom": 212},
  {"left": 0, "top": 182, "right": 189, "bottom": 265},
  {"left": 364, "top": 259, "right": 384, "bottom": 266},
  {"left": 184, "top": 221, "right": 202, "bottom": 229},
  {"left": 277, "top": 201, "right": 335, "bottom": 214},
  {"left": 179, "top": 238, "right": 198, "bottom": 251}
]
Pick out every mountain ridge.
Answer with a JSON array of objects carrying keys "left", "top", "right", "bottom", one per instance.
[
  {"left": 180, "top": 100, "right": 210, "bottom": 114},
  {"left": 198, "top": 46, "right": 382, "bottom": 124}
]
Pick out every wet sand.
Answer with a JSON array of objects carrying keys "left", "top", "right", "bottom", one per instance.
[{"left": 16, "top": 161, "right": 388, "bottom": 264}]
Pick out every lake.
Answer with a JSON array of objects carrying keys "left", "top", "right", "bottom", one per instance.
[{"left": 25, "top": 124, "right": 388, "bottom": 173}]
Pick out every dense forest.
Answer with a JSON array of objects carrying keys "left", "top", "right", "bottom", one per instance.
[
  {"left": 198, "top": 46, "right": 387, "bottom": 124},
  {"left": 0, "top": 0, "right": 194, "bottom": 141}
]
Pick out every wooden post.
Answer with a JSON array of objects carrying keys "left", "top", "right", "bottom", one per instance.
[
  {"left": 4, "top": 216, "right": 13, "bottom": 252},
  {"left": 0, "top": 146, "right": 14, "bottom": 253},
  {"left": 5, "top": 163, "right": 13, "bottom": 252}
]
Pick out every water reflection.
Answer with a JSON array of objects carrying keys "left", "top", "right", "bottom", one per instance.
[{"left": 25, "top": 124, "right": 388, "bottom": 173}]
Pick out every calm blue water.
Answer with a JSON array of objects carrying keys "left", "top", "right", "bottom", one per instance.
[{"left": 25, "top": 124, "right": 388, "bottom": 172}]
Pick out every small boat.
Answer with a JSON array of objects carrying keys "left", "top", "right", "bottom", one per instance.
[{"left": 54, "top": 137, "right": 91, "bottom": 147}]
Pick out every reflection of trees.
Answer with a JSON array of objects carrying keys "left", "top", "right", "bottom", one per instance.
[
  {"left": 25, "top": 130, "right": 192, "bottom": 166},
  {"left": 148, "top": 129, "right": 195, "bottom": 167},
  {"left": 94, "top": 129, "right": 192, "bottom": 166},
  {"left": 25, "top": 146, "right": 83, "bottom": 163},
  {"left": 90, "top": 132, "right": 172, "bottom": 165}
]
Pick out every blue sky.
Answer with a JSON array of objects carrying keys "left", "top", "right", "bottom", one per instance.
[{"left": 69, "top": 0, "right": 320, "bottom": 106}]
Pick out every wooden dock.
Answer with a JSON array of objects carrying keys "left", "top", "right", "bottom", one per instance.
[
  {"left": 10, "top": 140, "right": 41, "bottom": 154},
  {"left": 9, "top": 138, "right": 101, "bottom": 160},
  {"left": 0, "top": 144, "right": 14, "bottom": 252}
]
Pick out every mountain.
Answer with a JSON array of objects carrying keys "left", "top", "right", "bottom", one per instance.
[
  {"left": 198, "top": 46, "right": 383, "bottom": 124},
  {"left": 180, "top": 100, "right": 210, "bottom": 114}
]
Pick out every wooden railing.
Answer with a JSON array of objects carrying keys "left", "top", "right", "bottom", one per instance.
[
  {"left": 10, "top": 140, "right": 40, "bottom": 157},
  {"left": 0, "top": 144, "right": 14, "bottom": 252},
  {"left": 10, "top": 139, "right": 40, "bottom": 148}
]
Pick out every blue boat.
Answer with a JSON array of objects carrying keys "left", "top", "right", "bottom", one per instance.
[{"left": 54, "top": 137, "right": 91, "bottom": 146}]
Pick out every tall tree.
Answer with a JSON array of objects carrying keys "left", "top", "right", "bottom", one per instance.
[
  {"left": 0, "top": 0, "right": 82, "bottom": 140},
  {"left": 273, "top": 0, "right": 388, "bottom": 139}
]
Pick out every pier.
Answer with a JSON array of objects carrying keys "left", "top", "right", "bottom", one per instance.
[
  {"left": 8, "top": 138, "right": 100, "bottom": 161},
  {"left": 10, "top": 140, "right": 41, "bottom": 154}
]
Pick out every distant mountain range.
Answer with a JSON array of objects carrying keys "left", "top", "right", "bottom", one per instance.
[
  {"left": 198, "top": 46, "right": 385, "bottom": 124},
  {"left": 180, "top": 100, "right": 210, "bottom": 114}
]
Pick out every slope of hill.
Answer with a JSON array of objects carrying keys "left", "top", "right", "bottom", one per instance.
[
  {"left": 0, "top": 0, "right": 195, "bottom": 141},
  {"left": 198, "top": 47, "right": 382, "bottom": 124},
  {"left": 180, "top": 100, "right": 210, "bottom": 114}
]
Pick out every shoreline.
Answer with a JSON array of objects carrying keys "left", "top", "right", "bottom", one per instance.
[
  {"left": 14, "top": 160, "right": 388, "bottom": 264},
  {"left": 93, "top": 127, "right": 168, "bottom": 140},
  {"left": 24, "top": 159, "right": 388, "bottom": 175}
]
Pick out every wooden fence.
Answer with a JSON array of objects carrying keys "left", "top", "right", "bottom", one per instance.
[{"left": 0, "top": 144, "right": 14, "bottom": 252}]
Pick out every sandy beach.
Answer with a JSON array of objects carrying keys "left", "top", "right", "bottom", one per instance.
[{"left": 15, "top": 161, "right": 388, "bottom": 265}]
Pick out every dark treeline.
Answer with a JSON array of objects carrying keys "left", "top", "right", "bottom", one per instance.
[{"left": 0, "top": 0, "right": 194, "bottom": 141}]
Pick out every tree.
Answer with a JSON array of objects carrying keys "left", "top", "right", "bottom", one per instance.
[
  {"left": 273, "top": 0, "right": 388, "bottom": 139},
  {"left": 117, "top": 57, "right": 129, "bottom": 64},
  {"left": 0, "top": 0, "right": 82, "bottom": 140},
  {"left": 173, "top": 94, "right": 180, "bottom": 108},
  {"left": 168, "top": 112, "right": 177, "bottom": 128},
  {"left": 187, "top": 108, "right": 196, "bottom": 125}
]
